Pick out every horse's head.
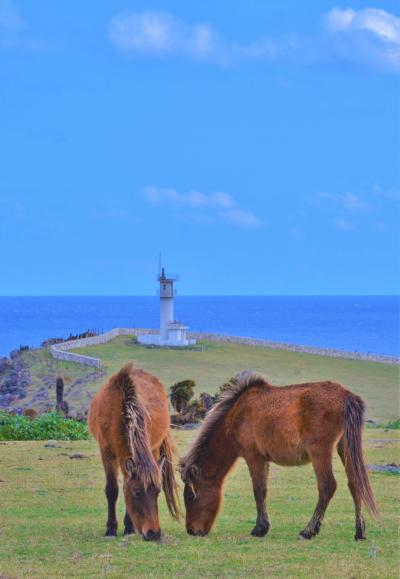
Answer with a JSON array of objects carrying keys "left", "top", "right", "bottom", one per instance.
[
  {"left": 180, "top": 462, "right": 221, "bottom": 536},
  {"left": 124, "top": 457, "right": 164, "bottom": 541}
]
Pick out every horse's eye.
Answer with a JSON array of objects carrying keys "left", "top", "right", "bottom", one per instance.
[
  {"left": 185, "top": 488, "right": 196, "bottom": 502},
  {"left": 133, "top": 489, "right": 142, "bottom": 498}
]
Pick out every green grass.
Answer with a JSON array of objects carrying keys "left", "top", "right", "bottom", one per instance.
[
  {"left": 0, "top": 412, "right": 89, "bottom": 441},
  {"left": 0, "top": 429, "right": 399, "bottom": 577},
  {"left": 71, "top": 336, "right": 399, "bottom": 422}
]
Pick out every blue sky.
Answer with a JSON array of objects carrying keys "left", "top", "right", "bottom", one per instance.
[{"left": 0, "top": 0, "right": 399, "bottom": 295}]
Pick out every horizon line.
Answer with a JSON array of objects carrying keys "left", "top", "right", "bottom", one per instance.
[{"left": 0, "top": 294, "right": 398, "bottom": 298}]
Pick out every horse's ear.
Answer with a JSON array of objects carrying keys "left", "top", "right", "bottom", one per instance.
[
  {"left": 125, "top": 457, "right": 137, "bottom": 478},
  {"left": 157, "top": 455, "right": 166, "bottom": 472}
]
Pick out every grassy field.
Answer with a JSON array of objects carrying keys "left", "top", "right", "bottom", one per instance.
[
  {"left": 10, "top": 336, "right": 399, "bottom": 422},
  {"left": 0, "top": 429, "right": 399, "bottom": 578},
  {"left": 70, "top": 336, "right": 399, "bottom": 422},
  {"left": 2, "top": 337, "right": 398, "bottom": 577}
]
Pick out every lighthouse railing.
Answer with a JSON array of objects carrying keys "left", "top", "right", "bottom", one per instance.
[{"left": 156, "top": 273, "right": 179, "bottom": 282}]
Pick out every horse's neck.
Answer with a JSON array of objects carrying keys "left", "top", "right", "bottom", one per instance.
[{"left": 198, "top": 417, "right": 238, "bottom": 482}]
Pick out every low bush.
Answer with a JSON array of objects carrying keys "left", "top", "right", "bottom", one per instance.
[
  {"left": 0, "top": 411, "right": 89, "bottom": 441},
  {"left": 385, "top": 418, "right": 400, "bottom": 430}
]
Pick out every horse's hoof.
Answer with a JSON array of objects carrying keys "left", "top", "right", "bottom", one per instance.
[
  {"left": 354, "top": 534, "right": 367, "bottom": 541},
  {"left": 298, "top": 530, "right": 313, "bottom": 540},
  {"left": 105, "top": 530, "right": 117, "bottom": 537},
  {"left": 124, "top": 529, "right": 135, "bottom": 536},
  {"left": 251, "top": 525, "right": 268, "bottom": 538}
]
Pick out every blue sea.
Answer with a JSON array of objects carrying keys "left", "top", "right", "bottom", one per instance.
[{"left": 0, "top": 296, "right": 398, "bottom": 358}]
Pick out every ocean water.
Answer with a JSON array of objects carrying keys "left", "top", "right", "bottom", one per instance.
[{"left": 0, "top": 296, "right": 398, "bottom": 358}]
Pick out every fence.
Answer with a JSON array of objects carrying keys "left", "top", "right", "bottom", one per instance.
[{"left": 50, "top": 328, "right": 158, "bottom": 367}]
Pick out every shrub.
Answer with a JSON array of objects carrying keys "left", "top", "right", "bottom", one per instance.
[
  {"left": 0, "top": 411, "right": 89, "bottom": 441},
  {"left": 219, "top": 376, "right": 239, "bottom": 395},
  {"left": 385, "top": 418, "right": 400, "bottom": 430},
  {"left": 170, "top": 380, "right": 196, "bottom": 414}
]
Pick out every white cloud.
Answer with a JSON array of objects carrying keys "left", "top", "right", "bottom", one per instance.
[
  {"left": 326, "top": 8, "right": 356, "bottom": 32},
  {"left": 109, "top": 11, "right": 218, "bottom": 61},
  {"left": 220, "top": 208, "right": 262, "bottom": 228},
  {"left": 324, "top": 7, "right": 400, "bottom": 72},
  {"left": 108, "top": 7, "right": 400, "bottom": 73},
  {"left": 108, "top": 10, "right": 285, "bottom": 65},
  {"left": 326, "top": 8, "right": 400, "bottom": 43},
  {"left": 142, "top": 185, "right": 261, "bottom": 228},
  {"left": 143, "top": 186, "right": 235, "bottom": 209},
  {"left": 319, "top": 191, "right": 371, "bottom": 212},
  {"left": 342, "top": 192, "right": 371, "bottom": 212},
  {"left": 334, "top": 217, "right": 356, "bottom": 231}
]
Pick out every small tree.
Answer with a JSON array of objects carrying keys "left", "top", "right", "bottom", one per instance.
[{"left": 170, "top": 380, "right": 195, "bottom": 414}]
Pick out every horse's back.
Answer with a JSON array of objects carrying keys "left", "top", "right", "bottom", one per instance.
[
  {"left": 234, "top": 381, "right": 350, "bottom": 465},
  {"left": 88, "top": 365, "right": 170, "bottom": 454}
]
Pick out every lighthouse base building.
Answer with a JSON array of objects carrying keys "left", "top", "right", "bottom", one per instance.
[
  {"left": 137, "top": 322, "right": 195, "bottom": 347},
  {"left": 137, "top": 267, "right": 196, "bottom": 348}
]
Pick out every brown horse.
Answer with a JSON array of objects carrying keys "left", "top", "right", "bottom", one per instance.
[
  {"left": 180, "top": 371, "right": 377, "bottom": 540},
  {"left": 88, "top": 362, "right": 180, "bottom": 541}
]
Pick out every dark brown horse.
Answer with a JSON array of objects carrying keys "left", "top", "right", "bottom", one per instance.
[
  {"left": 180, "top": 371, "right": 377, "bottom": 540},
  {"left": 88, "top": 363, "right": 180, "bottom": 541}
]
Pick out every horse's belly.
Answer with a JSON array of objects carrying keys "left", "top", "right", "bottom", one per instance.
[
  {"left": 257, "top": 431, "right": 310, "bottom": 466},
  {"left": 267, "top": 448, "right": 310, "bottom": 467}
]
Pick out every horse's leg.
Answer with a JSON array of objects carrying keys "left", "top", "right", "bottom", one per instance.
[
  {"left": 299, "top": 450, "right": 337, "bottom": 539},
  {"left": 101, "top": 449, "right": 119, "bottom": 537},
  {"left": 123, "top": 511, "right": 135, "bottom": 535},
  {"left": 244, "top": 452, "right": 270, "bottom": 537},
  {"left": 337, "top": 437, "right": 366, "bottom": 540}
]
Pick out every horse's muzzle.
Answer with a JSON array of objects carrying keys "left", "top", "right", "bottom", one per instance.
[
  {"left": 142, "top": 529, "right": 161, "bottom": 541},
  {"left": 187, "top": 527, "right": 208, "bottom": 537}
]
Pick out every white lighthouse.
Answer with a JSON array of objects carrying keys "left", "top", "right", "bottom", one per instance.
[
  {"left": 138, "top": 266, "right": 196, "bottom": 347},
  {"left": 159, "top": 268, "right": 175, "bottom": 341}
]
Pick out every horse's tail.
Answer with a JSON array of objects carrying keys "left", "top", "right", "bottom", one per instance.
[
  {"left": 159, "top": 432, "right": 182, "bottom": 521},
  {"left": 343, "top": 394, "right": 378, "bottom": 517}
]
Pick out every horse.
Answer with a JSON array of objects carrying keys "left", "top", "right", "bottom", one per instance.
[
  {"left": 88, "top": 362, "right": 180, "bottom": 541},
  {"left": 180, "top": 371, "right": 377, "bottom": 541}
]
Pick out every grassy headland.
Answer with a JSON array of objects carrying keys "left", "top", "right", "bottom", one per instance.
[
  {"left": 72, "top": 335, "right": 399, "bottom": 422},
  {"left": 2, "top": 335, "right": 398, "bottom": 422}
]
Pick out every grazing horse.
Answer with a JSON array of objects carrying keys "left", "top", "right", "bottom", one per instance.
[
  {"left": 180, "top": 371, "right": 377, "bottom": 540},
  {"left": 88, "top": 363, "right": 180, "bottom": 541}
]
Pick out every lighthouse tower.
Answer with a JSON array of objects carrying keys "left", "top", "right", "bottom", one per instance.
[
  {"left": 158, "top": 268, "right": 176, "bottom": 341},
  {"left": 137, "top": 265, "right": 196, "bottom": 347}
]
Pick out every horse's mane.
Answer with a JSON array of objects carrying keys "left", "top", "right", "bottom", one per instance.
[
  {"left": 113, "top": 362, "right": 160, "bottom": 489},
  {"left": 180, "top": 371, "right": 269, "bottom": 481}
]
